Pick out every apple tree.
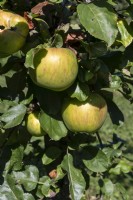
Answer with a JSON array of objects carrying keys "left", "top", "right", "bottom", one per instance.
[{"left": 0, "top": 0, "right": 133, "bottom": 199}]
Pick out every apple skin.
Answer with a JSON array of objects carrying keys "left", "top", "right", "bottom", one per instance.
[
  {"left": 0, "top": 10, "right": 29, "bottom": 58},
  {"left": 26, "top": 112, "right": 46, "bottom": 137},
  {"left": 29, "top": 48, "right": 78, "bottom": 91},
  {"left": 62, "top": 93, "right": 107, "bottom": 133}
]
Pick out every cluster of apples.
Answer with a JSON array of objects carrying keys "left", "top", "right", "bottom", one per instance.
[{"left": 0, "top": 10, "right": 107, "bottom": 137}]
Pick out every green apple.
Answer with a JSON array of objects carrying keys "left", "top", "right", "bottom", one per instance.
[
  {"left": 26, "top": 112, "right": 46, "bottom": 137},
  {"left": 62, "top": 93, "right": 107, "bottom": 133},
  {"left": 29, "top": 48, "right": 78, "bottom": 91},
  {"left": 0, "top": 10, "right": 29, "bottom": 58}
]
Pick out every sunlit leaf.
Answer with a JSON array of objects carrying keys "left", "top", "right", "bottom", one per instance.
[
  {"left": 61, "top": 153, "right": 86, "bottom": 200},
  {"left": 110, "top": 75, "right": 122, "bottom": 90},
  {"left": 77, "top": 2, "right": 118, "bottom": 46},
  {"left": 101, "top": 179, "right": 114, "bottom": 196},
  {"left": 67, "top": 82, "right": 90, "bottom": 101},
  {"left": 0, "top": 104, "right": 27, "bottom": 129},
  {"left": 0, "top": 175, "right": 35, "bottom": 200},
  {"left": 12, "top": 165, "right": 39, "bottom": 191},
  {"left": 36, "top": 176, "right": 52, "bottom": 198},
  {"left": 117, "top": 20, "right": 133, "bottom": 47},
  {"left": 4, "top": 146, "right": 24, "bottom": 175}
]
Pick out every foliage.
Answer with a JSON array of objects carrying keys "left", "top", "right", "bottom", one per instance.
[{"left": 0, "top": 0, "right": 133, "bottom": 199}]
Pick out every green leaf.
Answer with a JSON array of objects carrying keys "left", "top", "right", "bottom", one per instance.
[
  {"left": 0, "top": 100, "right": 16, "bottom": 114},
  {"left": 49, "top": 0, "right": 63, "bottom": 3},
  {"left": 109, "top": 158, "right": 132, "bottom": 175},
  {"left": 25, "top": 45, "right": 47, "bottom": 69},
  {"left": 78, "top": 68, "right": 94, "bottom": 83},
  {"left": 0, "top": 0, "right": 6, "bottom": 7},
  {"left": 4, "top": 146, "right": 24, "bottom": 174},
  {"left": 54, "top": 165, "right": 65, "bottom": 181},
  {"left": 102, "top": 179, "right": 114, "bottom": 196},
  {"left": 39, "top": 110, "right": 68, "bottom": 141},
  {"left": 61, "top": 153, "right": 86, "bottom": 200},
  {"left": 82, "top": 147, "right": 109, "bottom": 172},
  {"left": 81, "top": 41, "right": 108, "bottom": 58},
  {"left": 35, "top": 18, "right": 50, "bottom": 41},
  {"left": 70, "top": 12, "right": 80, "bottom": 30},
  {"left": 89, "top": 42, "right": 108, "bottom": 58},
  {"left": 23, "top": 193, "right": 35, "bottom": 200},
  {"left": 114, "top": 183, "right": 129, "bottom": 200},
  {"left": 0, "top": 104, "right": 27, "bottom": 129},
  {"left": 77, "top": 2, "right": 118, "bottom": 46},
  {"left": 52, "top": 34, "right": 63, "bottom": 48},
  {"left": 42, "top": 146, "right": 62, "bottom": 165},
  {"left": 21, "top": 94, "right": 33, "bottom": 105},
  {"left": 103, "top": 147, "right": 122, "bottom": 163},
  {"left": 117, "top": 20, "right": 133, "bottom": 47},
  {"left": 110, "top": 75, "right": 122, "bottom": 90},
  {"left": 130, "top": 66, "right": 133, "bottom": 75},
  {"left": 0, "top": 75, "right": 7, "bottom": 87},
  {"left": 0, "top": 175, "right": 35, "bottom": 200},
  {"left": 12, "top": 165, "right": 39, "bottom": 192},
  {"left": 36, "top": 176, "right": 52, "bottom": 198},
  {"left": 67, "top": 82, "right": 90, "bottom": 101},
  {"left": 33, "top": 86, "right": 63, "bottom": 115}
]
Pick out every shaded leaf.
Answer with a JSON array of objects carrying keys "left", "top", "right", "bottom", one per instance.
[
  {"left": 82, "top": 147, "right": 109, "bottom": 172},
  {"left": 25, "top": 45, "right": 47, "bottom": 69},
  {"left": 42, "top": 146, "right": 61, "bottom": 165},
  {"left": 78, "top": 67, "right": 94, "bottom": 82},
  {"left": 89, "top": 42, "right": 108, "bottom": 58},
  {"left": 67, "top": 82, "right": 90, "bottom": 101},
  {"left": 34, "top": 86, "right": 63, "bottom": 115},
  {"left": 35, "top": 18, "right": 50, "bottom": 41},
  {"left": 39, "top": 110, "right": 68, "bottom": 140},
  {"left": 52, "top": 34, "right": 63, "bottom": 48}
]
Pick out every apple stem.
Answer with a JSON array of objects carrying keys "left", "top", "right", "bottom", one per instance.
[{"left": 96, "top": 132, "right": 103, "bottom": 149}]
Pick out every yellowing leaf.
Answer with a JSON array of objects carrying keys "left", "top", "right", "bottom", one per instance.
[{"left": 117, "top": 20, "right": 133, "bottom": 47}]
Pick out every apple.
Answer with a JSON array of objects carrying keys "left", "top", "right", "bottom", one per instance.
[
  {"left": 29, "top": 48, "right": 78, "bottom": 91},
  {"left": 26, "top": 112, "right": 46, "bottom": 137},
  {"left": 0, "top": 10, "right": 29, "bottom": 58},
  {"left": 62, "top": 93, "right": 107, "bottom": 133}
]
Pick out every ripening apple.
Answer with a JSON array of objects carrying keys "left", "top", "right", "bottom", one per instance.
[
  {"left": 26, "top": 112, "right": 46, "bottom": 137},
  {"left": 28, "top": 48, "right": 78, "bottom": 91},
  {"left": 0, "top": 10, "right": 29, "bottom": 58},
  {"left": 62, "top": 93, "right": 107, "bottom": 133}
]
